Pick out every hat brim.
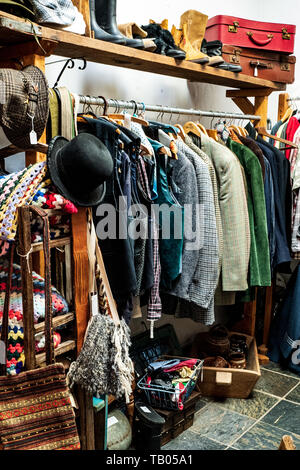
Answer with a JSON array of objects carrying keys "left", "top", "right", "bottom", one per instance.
[{"left": 47, "top": 136, "right": 107, "bottom": 207}]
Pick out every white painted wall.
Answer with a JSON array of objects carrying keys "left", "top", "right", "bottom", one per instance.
[{"left": 5, "top": 0, "right": 300, "bottom": 344}]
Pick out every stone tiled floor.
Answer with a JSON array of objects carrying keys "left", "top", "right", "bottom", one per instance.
[{"left": 162, "top": 361, "right": 300, "bottom": 451}]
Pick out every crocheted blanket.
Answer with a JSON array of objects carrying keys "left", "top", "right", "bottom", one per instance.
[{"left": 0, "top": 261, "right": 69, "bottom": 375}]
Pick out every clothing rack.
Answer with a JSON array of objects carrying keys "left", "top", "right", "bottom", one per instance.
[{"left": 78, "top": 95, "right": 261, "bottom": 121}]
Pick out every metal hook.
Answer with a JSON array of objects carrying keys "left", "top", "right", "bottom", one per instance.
[
  {"left": 129, "top": 100, "right": 138, "bottom": 116},
  {"left": 53, "top": 58, "right": 87, "bottom": 89},
  {"left": 98, "top": 96, "right": 109, "bottom": 116},
  {"left": 82, "top": 95, "right": 94, "bottom": 115}
]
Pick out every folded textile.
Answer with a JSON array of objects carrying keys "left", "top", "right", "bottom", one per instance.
[
  {"left": 164, "top": 359, "right": 198, "bottom": 372},
  {"left": 147, "top": 359, "right": 181, "bottom": 373}
]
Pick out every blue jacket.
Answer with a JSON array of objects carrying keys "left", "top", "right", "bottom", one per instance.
[{"left": 268, "top": 264, "right": 300, "bottom": 376}]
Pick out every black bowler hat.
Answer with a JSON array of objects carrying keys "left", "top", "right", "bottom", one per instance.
[{"left": 47, "top": 133, "right": 114, "bottom": 207}]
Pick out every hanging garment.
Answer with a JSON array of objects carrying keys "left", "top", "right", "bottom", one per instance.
[
  {"left": 150, "top": 139, "right": 184, "bottom": 290},
  {"left": 201, "top": 133, "right": 250, "bottom": 292},
  {"left": 263, "top": 157, "right": 276, "bottom": 272},
  {"left": 246, "top": 123, "right": 292, "bottom": 270},
  {"left": 285, "top": 116, "right": 300, "bottom": 160},
  {"left": 227, "top": 137, "right": 271, "bottom": 288},
  {"left": 173, "top": 139, "right": 218, "bottom": 309},
  {"left": 268, "top": 264, "right": 300, "bottom": 376},
  {"left": 185, "top": 134, "right": 223, "bottom": 269},
  {"left": 80, "top": 117, "right": 138, "bottom": 314},
  {"left": 269, "top": 119, "right": 282, "bottom": 146},
  {"left": 238, "top": 135, "right": 266, "bottom": 181},
  {"left": 137, "top": 155, "right": 162, "bottom": 321}
]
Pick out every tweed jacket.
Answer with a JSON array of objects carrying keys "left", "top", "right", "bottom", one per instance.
[
  {"left": 185, "top": 135, "right": 223, "bottom": 270},
  {"left": 201, "top": 134, "right": 250, "bottom": 292},
  {"left": 227, "top": 138, "right": 271, "bottom": 287},
  {"left": 173, "top": 140, "right": 219, "bottom": 310}
]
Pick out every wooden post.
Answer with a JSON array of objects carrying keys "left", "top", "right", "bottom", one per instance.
[{"left": 278, "top": 93, "right": 290, "bottom": 121}]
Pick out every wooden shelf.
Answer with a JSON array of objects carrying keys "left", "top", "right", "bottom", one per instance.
[
  {"left": 36, "top": 339, "right": 76, "bottom": 365},
  {"left": 0, "top": 11, "right": 286, "bottom": 91},
  {"left": 0, "top": 143, "right": 48, "bottom": 159},
  {"left": 34, "top": 312, "right": 75, "bottom": 334}
]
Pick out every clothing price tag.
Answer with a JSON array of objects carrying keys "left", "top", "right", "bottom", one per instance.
[
  {"left": 140, "top": 406, "right": 151, "bottom": 413},
  {"left": 89, "top": 292, "right": 99, "bottom": 316},
  {"left": 108, "top": 416, "right": 118, "bottom": 428},
  {"left": 28, "top": 113, "right": 37, "bottom": 145},
  {"left": 124, "top": 113, "right": 132, "bottom": 129},
  {"left": 29, "top": 130, "right": 38, "bottom": 145}
]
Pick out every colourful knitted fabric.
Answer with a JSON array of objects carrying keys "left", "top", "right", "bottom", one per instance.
[
  {"left": 0, "top": 162, "right": 47, "bottom": 241},
  {"left": 0, "top": 261, "right": 69, "bottom": 375}
]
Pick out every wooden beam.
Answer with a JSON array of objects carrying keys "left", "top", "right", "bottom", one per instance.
[
  {"left": 0, "top": 143, "right": 48, "bottom": 160},
  {"left": 0, "top": 39, "right": 57, "bottom": 61},
  {"left": 226, "top": 88, "right": 273, "bottom": 98},
  {"left": 231, "top": 97, "right": 255, "bottom": 116},
  {"left": 278, "top": 92, "right": 290, "bottom": 121},
  {"left": 254, "top": 95, "right": 269, "bottom": 128}
]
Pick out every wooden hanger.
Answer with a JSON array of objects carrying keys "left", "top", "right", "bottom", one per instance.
[
  {"left": 108, "top": 113, "right": 149, "bottom": 127},
  {"left": 256, "top": 126, "right": 298, "bottom": 148},
  {"left": 229, "top": 124, "right": 241, "bottom": 135},
  {"left": 174, "top": 124, "right": 186, "bottom": 140},
  {"left": 183, "top": 121, "right": 203, "bottom": 138},
  {"left": 239, "top": 126, "right": 247, "bottom": 137},
  {"left": 281, "top": 107, "right": 293, "bottom": 123},
  {"left": 206, "top": 129, "right": 219, "bottom": 141},
  {"left": 196, "top": 122, "right": 208, "bottom": 136}
]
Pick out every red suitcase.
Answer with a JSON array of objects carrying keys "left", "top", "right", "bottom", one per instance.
[
  {"left": 222, "top": 45, "right": 296, "bottom": 84},
  {"left": 205, "top": 15, "right": 296, "bottom": 54}
]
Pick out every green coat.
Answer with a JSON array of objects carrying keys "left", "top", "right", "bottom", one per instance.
[{"left": 227, "top": 138, "right": 271, "bottom": 287}]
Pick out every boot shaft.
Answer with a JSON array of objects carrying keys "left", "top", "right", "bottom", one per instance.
[
  {"left": 95, "top": 0, "right": 119, "bottom": 35},
  {"left": 180, "top": 9, "right": 208, "bottom": 50}
]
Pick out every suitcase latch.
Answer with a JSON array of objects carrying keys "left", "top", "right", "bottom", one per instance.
[
  {"left": 230, "top": 49, "right": 241, "bottom": 64},
  {"left": 250, "top": 60, "right": 269, "bottom": 77},
  {"left": 280, "top": 62, "right": 290, "bottom": 71},
  {"left": 228, "top": 21, "right": 239, "bottom": 33},
  {"left": 282, "top": 28, "right": 291, "bottom": 40}
]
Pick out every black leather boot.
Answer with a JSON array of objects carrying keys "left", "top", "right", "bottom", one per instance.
[
  {"left": 95, "top": 0, "right": 145, "bottom": 49},
  {"left": 89, "top": 0, "right": 125, "bottom": 44},
  {"left": 201, "top": 39, "right": 242, "bottom": 72}
]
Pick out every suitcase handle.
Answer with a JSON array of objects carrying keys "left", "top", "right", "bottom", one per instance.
[{"left": 247, "top": 31, "right": 274, "bottom": 46}]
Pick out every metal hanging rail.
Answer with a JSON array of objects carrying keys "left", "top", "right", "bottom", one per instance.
[
  {"left": 287, "top": 97, "right": 300, "bottom": 101},
  {"left": 78, "top": 95, "right": 261, "bottom": 121}
]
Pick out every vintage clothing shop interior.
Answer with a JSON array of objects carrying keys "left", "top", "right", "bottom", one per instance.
[{"left": 0, "top": 0, "right": 299, "bottom": 452}]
